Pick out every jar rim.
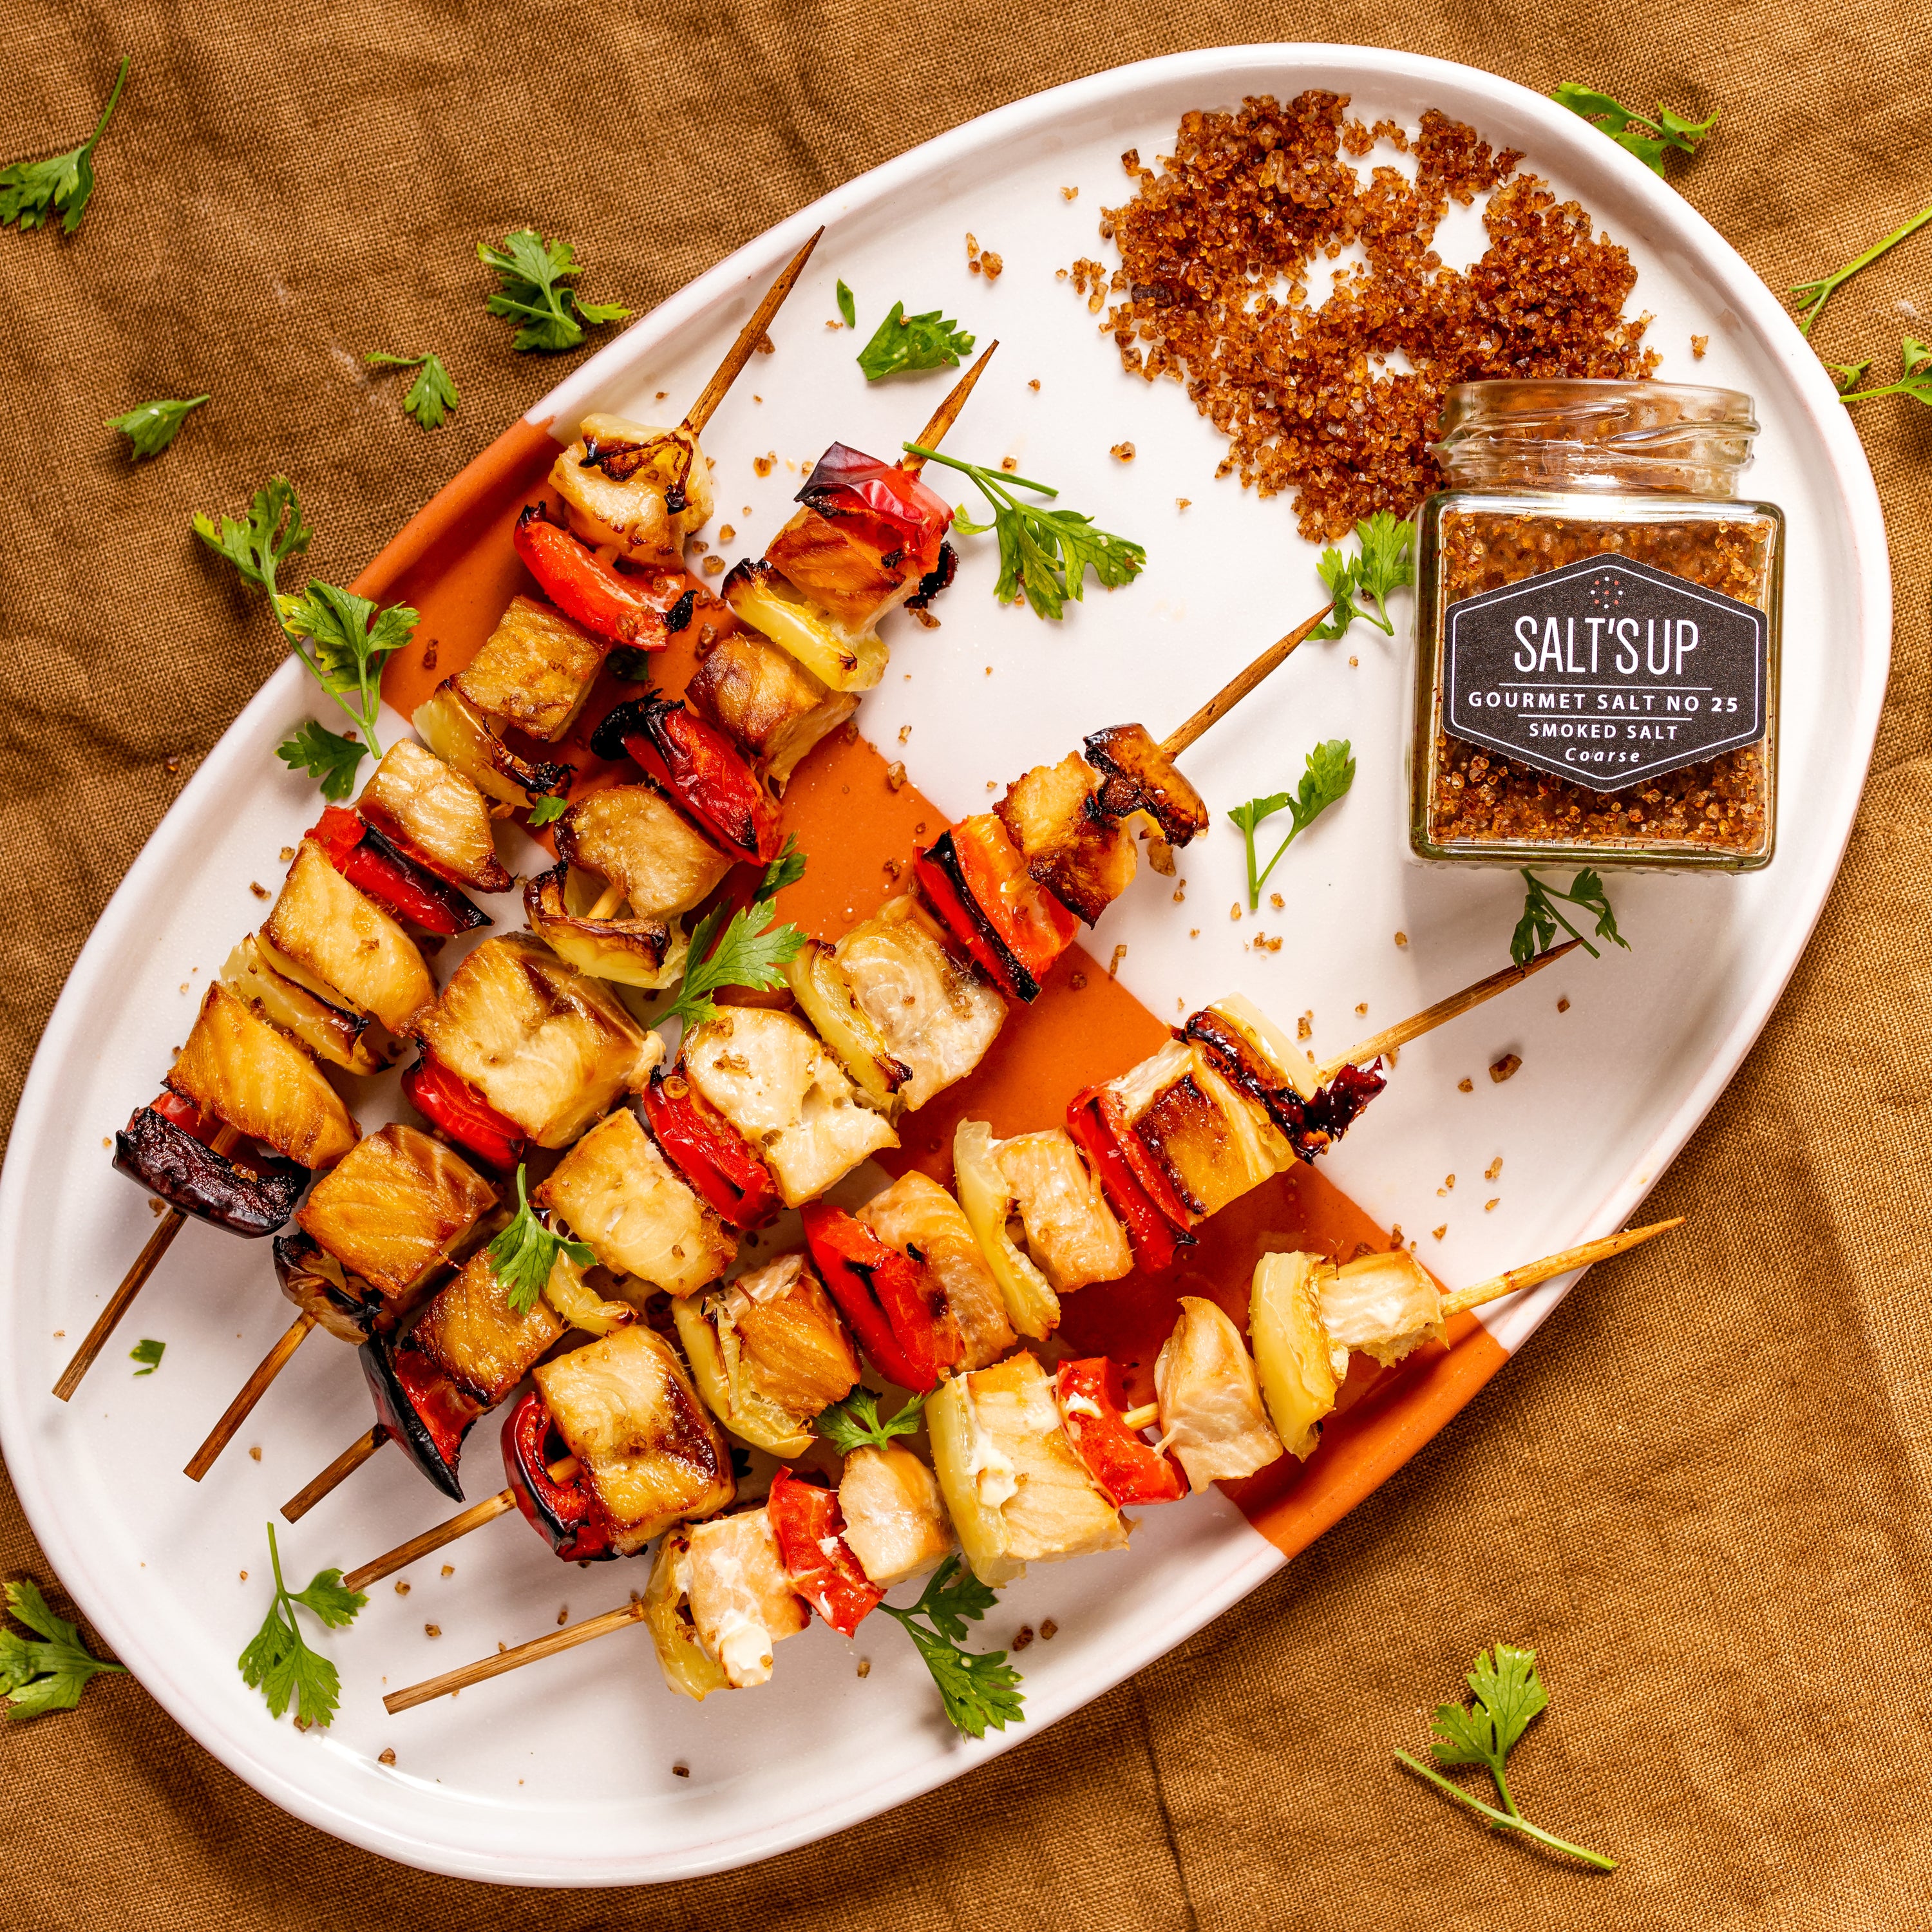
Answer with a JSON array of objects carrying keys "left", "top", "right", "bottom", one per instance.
[{"left": 1439, "top": 377, "right": 1759, "bottom": 431}]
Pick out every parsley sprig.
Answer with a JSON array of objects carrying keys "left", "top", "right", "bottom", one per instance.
[
  {"left": 1395, "top": 1642, "right": 1615, "bottom": 1870},
  {"left": 1511, "top": 867, "right": 1629, "bottom": 968},
  {"left": 195, "top": 477, "right": 418, "bottom": 793},
  {"left": 1229, "top": 739, "right": 1356, "bottom": 911},
  {"left": 488, "top": 1165, "right": 595, "bottom": 1316},
  {"left": 663, "top": 837, "right": 808, "bottom": 1034},
  {"left": 1551, "top": 83, "right": 1718, "bottom": 175},
  {"left": 0, "top": 1580, "right": 124, "bottom": 1719},
  {"left": 816, "top": 1387, "right": 927, "bottom": 1455},
  {"left": 237, "top": 1522, "right": 365, "bottom": 1729},
  {"left": 857, "top": 301, "right": 976, "bottom": 382},
  {"left": 480, "top": 229, "right": 630, "bottom": 353},
  {"left": 835, "top": 279, "right": 857, "bottom": 328},
  {"left": 527, "top": 793, "right": 570, "bottom": 828},
  {"left": 129, "top": 1338, "right": 165, "bottom": 1376},
  {"left": 1790, "top": 204, "right": 1932, "bottom": 337},
  {"left": 106, "top": 394, "right": 208, "bottom": 459},
  {"left": 1839, "top": 336, "right": 1932, "bottom": 410},
  {"left": 366, "top": 350, "right": 459, "bottom": 430},
  {"left": 904, "top": 444, "right": 1144, "bottom": 620},
  {"left": 0, "top": 53, "right": 129, "bottom": 235},
  {"left": 876, "top": 1557, "right": 1025, "bottom": 1739},
  {"left": 1310, "top": 513, "right": 1415, "bottom": 641}
]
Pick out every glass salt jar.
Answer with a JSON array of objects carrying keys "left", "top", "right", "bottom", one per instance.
[{"left": 1410, "top": 379, "right": 1782, "bottom": 871}]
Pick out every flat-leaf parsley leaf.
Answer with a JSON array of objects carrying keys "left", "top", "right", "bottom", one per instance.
[
  {"left": 663, "top": 837, "right": 809, "bottom": 1034},
  {"left": 276, "top": 719, "right": 365, "bottom": 801},
  {"left": 0, "top": 53, "right": 129, "bottom": 236},
  {"left": 903, "top": 442, "right": 1144, "bottom": 620},
  {"left": 105, "top": 393, "right": 207, "bottom": 459},
  {"left": 1839, "top": 336, "right": 1932, "bottom": 410},
  {"left": 1511, "top": 867, "right": 1629, "bottom": 968},
  {"left": 237, "top": 1522, "right": 365, "bottom": 1728},
  {"left": 129, "top": 1338, "right": 165, "bottom": 1376},
  {"left": 1311, "top": 512, "right": 1415, "bottom": 641},
  {"left": 0, "top": 1580, "right": 124, "bottom": 1719},
  {"left": 365, "top": 350, "right": 459, "bottom": 429},
  {"left": 1229, "top": 739, "right": 1356, "bottom": 909},
  {"left": 876, "top": 1556, "right": 1025, "bottom": 1739},
  {"left": 857, "top": 301, "right": 976, "bottom": 381},
  {"left": 488, "top": 1165, "right": 595, "bottom": 1316},
  {"left": 816, "top": 1387, "right": 927, "bottom": 1455},
  {"left": 479, "top": 229, "right": 630, "bottom": 353},
  {"left": 1551, "top": 82, "right": 1718, "bottom": 175}
]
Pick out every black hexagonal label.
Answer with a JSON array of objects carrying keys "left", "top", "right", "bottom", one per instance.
[{"left": 1443, "top": 554, "right": 1767, "bottom": 792}]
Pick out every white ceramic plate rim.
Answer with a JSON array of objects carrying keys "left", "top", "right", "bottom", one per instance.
[{"left": 0, "top": 43, "right": 1888, "bottom": 1884}]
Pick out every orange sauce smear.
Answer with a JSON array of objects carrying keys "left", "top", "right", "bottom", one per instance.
[{"left": 365, "top": 418, "right": 1509, "bottom": 1562}]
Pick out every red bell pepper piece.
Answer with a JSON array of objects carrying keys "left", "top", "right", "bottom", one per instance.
[
  {"left": 800, "top": 1200, "right": 941, "bottom": 1393},
  {"left": 952, "top": 814, "right": 1078, "bottom": 983},
  {"left": 361, "top": 1335, "right": 482, "bottom": 1502},
  {"left": 619, "top": 699, "right": 784, "bottom": 864},
  {"left": 1065, "top": 1092, "right": 1193, "bottom": 1273},
  {"left": 305, "top": 806, "right": 488, "bottom": 936},
  {"left": 797, "top": 444, "right": 953, "bottom": 570},
  {"left": 149, "top": 1089, "right": 221, "bottom": 1145},
  {"left": 514, "top": 507, "right": 670, "bottom": 650},
  {"left": 1055, "top": 1357, "right": 1187, "bottom": 1506},
  {"left": 402, "top": 1054, "right": 527, "bottom": 1171},
  {"left": 501, "top": 1390, "right": 614, "bottom": 1563},
  {"left": 911, "top": 839, "right": 1027, "bottom": 999},
  {"left": 641, "top": 1071, "right": 781, "bottom": 1229},
  {"left": 766, "top": 1468, "right": 884, "bottom": 1636}
]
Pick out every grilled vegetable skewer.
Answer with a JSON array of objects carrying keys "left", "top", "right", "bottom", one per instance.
[{"left": 382, "top": 1214, "right": 1681, "bottom": 1720}]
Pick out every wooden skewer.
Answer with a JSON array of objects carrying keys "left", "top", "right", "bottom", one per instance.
[
  {"left": 281, "top": 1425, "right": 392, "bottom": 1522},
  {"left": 55, "top": 1124, "right": 243, "bottom": 1401},
  {"left": 900, "top": 343, "right": 998, "bottom": 473},
  {"left": 1158, "top": 602, "right": 1340, "bottom": 760},
  {"left": 386, "top": 1595, "right": 647, "bottom": 1715},
  {"left": 1313, "top": 940, "right": 1583, "bottom": 1083},
  {"left": 343, "top": 1457, "right": 582, "bottom": 1591},
  {"left": 585, "top": 880, "right": 627, "bottom": 922},
  {"left": 679, "top": 227, "right": 824, "bottom": 438},
  {"left": 183, "top": 1311, "right": 317, "bottom": 1481},
  {"left": 1441, "top": 1217, "right": 1683, "bottom": 1317}
]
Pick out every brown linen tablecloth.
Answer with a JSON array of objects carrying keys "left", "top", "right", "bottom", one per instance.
[{"left": 3, "top": 5, "right": 1928, "bottom": 1926}]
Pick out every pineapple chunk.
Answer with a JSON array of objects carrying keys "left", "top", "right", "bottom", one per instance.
[
  {"left": 684, "top": 1509, "right": 808, "bottom": 1688},
  {"left": 356, "top": 739, "right": 511, "bottom": 892},
  {"left": 994, "top": 753, "right": 1138, "bottom": 925},
  {"left": 412, "top": 684, "right": 568, "bottom": 811},
  {"left": 169, "top": 983, "right": 359, "bottom": 1170},
  {"left": 409, "top": 1247, "right": 564, "bottom": 1405},
  {"left": 686, "top": 628, "right": 858, "bottom": 793},
  {"left": 554, "top": 784, "right": 732, "bottom": 922},
  {"left": 1249, "top": 1251, "right": 1348, "bottom": 1461},
  {"left": 222, "top": 935, "right": 383, "bottom": 1075},
  {"left": 415, "top": 934, "right": 659, "bottom": 1148},
  {"left": 857, "top": 1170, "right": 1015, "bottom": 1372},
  {"left": 928, "top": 1352, "right": 1126, "bottom": 1586},
  {"left": 994, "top": 1128, "right": 1132, "bottom": 1293},
  {"left": 952, "top": 1118, "right": 1059, "bottom": 1342},
  {"left": 551, "top": 417, "right": 712, "bottom": 563},
  {"left": 683, "top": 1007, "right": 898, "bottom": 1208},
  {"left": 672, "top": 1252, "right": 860, "bottom": 1456},
  {"left": 833, "top": 896, "right": 1005, "bottom": 1112},
  {"left": 452, "top": 594, "right": 604, "bottom": 743},
  {"left": 263, "top": 841, "right": 435, "bottom": 1035},
  {"left": 294, "top": 1123, "right": 495, "bottom": 1302},
  {"left": 536, "top": 1108, "right": 734, "bottom": 1297},
  {"left": 1318, "top": 1250, "right": 1444, "bottom": 1367},
  {"left": 838, "top": 1443, "right": 954, "bottom": 1587},
  {"left": 533, "top": 1324, "right": 734, "bottom": 1555},
  {"left": 1153, "top": 1296, "right": 1283, "bottom": 1487}
]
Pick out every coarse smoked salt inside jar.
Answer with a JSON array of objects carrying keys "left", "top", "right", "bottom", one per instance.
[{"left": 1410, "top": 379, "right": 1781, "bottom": 871}]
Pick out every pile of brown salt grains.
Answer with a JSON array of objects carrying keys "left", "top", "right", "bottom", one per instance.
[{"left": 1069, "top": 93, "right": 1658, "bottom": 539}]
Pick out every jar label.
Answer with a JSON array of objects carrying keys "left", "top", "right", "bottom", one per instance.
[{"left": 1443, "top": 554, "right": 1766, "bottom": 793}]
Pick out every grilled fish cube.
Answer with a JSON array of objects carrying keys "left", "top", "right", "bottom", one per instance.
[
  {"left": 994, "top": 753, "right": 1138, "bottom": 925},
  {"left": 683, "top": 1007, "right": 898, "bottom": 1208},
  {"left": 409, "top": 1247, "right": 564, "bottom": 1405},
  {"left": 686, "top": 628, "right": 858, "bottom": 793},
  {"left": 994, "top": 1128, "right": 1132, "bottom": 1292},
  {"left": 294, "top": 1123, "right": 495, "bottom": 1304},
  {"left": 1083, "top": 722, "right": 1210, "bottom": 846},
  {"left": 453, "top": 593, "right": 605, "bottom": 743},
  {"left": 169, "top": 983, "right": 359, "bottom": 1170},
  {"left": 263, "top": 840, "right": 435, "bottom": 1035},
  {"left": 554, "top": 783, "right": 732, "bottom": 922},
  {"left": 355, "top": 740, "right": 512, "bottom": 892},
  {"left": 533, "top": 1323, "right": 734, "bottom": 1556},
  {"left": 685, "top": 1509, "right": 808, "bottom": 1688},
  {"left": 764, "top": 504, "right": 916, "bottom": 638},
  {"left": 415, "top": 934, "right": 659, "bottom": 1148},
  {"left": 1154, "top": 1296, "right": 1283, "bottom": 1487},
  {"left": 857, "top": 1170, "right": 1015, "bottom": 1372},
  {"left": 928, "top": 1350, "right": 1126, "bottom": 1586},
  {"left": 1318, "top": 1249, "right": 1444, "bottom": 1367},
  {"left": 833, "top": 896, "right": 1005, "bottom": 1112},
  {"left": 551, "top": 417, "right": 712, "bottom": 564},
  {"left": 536, "top": 1108, "right": 734, "bottom": 1297},
  {"left": 838, "top": 1443, "right": 954, "bottom": 1587}
]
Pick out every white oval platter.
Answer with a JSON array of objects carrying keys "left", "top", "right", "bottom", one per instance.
[{"left": 0, "top": 44, "right": 1886, "bottom": 1886}]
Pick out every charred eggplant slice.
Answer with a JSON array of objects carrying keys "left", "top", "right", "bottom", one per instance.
[
  {"left": 113, "top": 1105, "right": 306, "bottom": 1237},
  {"left": 1083, "top": 723, "right": 1211, "bottom": 847},
  {"left": 360, "top": 1331, "right": 483, "bottom": 1502}
]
